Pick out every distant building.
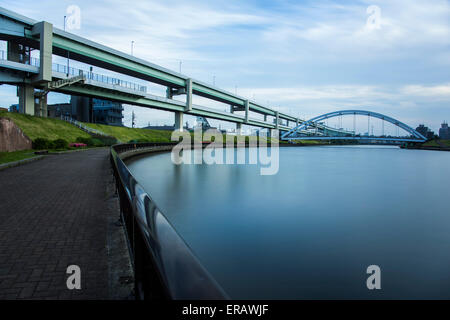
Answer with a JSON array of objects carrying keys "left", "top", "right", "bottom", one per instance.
[
  {"left": 48, "top": 103, "right": 72, "bottom": 118},
  {"left": 48, "top": 96, "right": 123, "bottom": 126},
  {"left": 9, "top": 104, "right": 19, "bottom": 113},
  {"left": 439, "top": 121, "right": 450, "bottom": 139},
  {"left": 416, "top": 124, "right": 434, "bottom": 140}
]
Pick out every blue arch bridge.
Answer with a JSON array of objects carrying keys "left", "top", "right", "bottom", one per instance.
[{"left": 281, "top": 110, "right": 427, "bottom": 143}]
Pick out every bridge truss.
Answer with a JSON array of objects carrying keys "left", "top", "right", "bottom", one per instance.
[{"left": 281, "top": 110, "right": 427, "bottom": 143}]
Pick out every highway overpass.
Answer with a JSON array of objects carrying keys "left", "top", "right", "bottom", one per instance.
[{"left": 0, "top": 6, "right": 349, "bottom": 136}]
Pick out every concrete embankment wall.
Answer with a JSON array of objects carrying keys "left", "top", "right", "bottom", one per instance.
[{"left": 0, "top": 117, "right": 32, "bottom": 152}]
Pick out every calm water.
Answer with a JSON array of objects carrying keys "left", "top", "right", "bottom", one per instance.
[{"left": 126, "top": 146, "right": 450, "bottom": 299}]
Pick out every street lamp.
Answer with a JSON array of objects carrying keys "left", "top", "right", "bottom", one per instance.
[
  {"left": 131, "top": 41, "right": 134, "bottom": 56},
  {"left": 63, "top": 15, "right": 69, "bottom": 76}
]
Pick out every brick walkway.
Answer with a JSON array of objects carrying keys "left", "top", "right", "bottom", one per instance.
[{"left": 0, "top": 148, "right": 129, "bottom": 299}]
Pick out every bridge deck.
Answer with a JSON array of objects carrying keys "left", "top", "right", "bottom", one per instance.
[{"left": 0, "top": 148, "right": 132, "bottom": 299}]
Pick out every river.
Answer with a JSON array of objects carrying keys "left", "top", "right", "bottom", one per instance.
[{"left": 126, "top": 145, "right": 450, "bottom": 299}]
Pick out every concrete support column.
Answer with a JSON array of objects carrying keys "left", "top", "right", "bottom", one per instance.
[
  {"left": 244, "top": 100, "right": 249, "bottom": 123},
  {"left": 18, "top": 84, "right": 35, "bottom": 115},
  {"left": 264, "top": 115, "right": 267, "bottom": 122},
  {"left": 296, "top": 118, "right": 299, "bottom": 127},
  {"left": 185, "top": 78, "right": 192, "bottom": 111},
  {"left": 166, "top": 87, "right": 173, "bottom": 99},
  {"left": 275, "top": 111, "right": 279, "bottom": 130},
  {"left": 37, "top": 94, "right": 48, "bottom": 117},
  {"left": 31, "top": 21, "right": 53, "bottom": 83},
  {"left": 174, "top": 111, "right": 183, "bottom": 132},
  {"left": 268, "top": 128, "right": 272, "bottom": 138},
  {"left": 230, "top": 105, "right": 234, "bottom": 114},
  {"left": 236, "top": 122, "right": 242, "bottom": 135}
]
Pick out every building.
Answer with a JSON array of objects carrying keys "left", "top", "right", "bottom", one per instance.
[
  {"left": 47, "top": 96, "right": 123, "bottom": 126},
  {"left": 47, "top": 103, "right": 72, "bottom": 118},
  {"left": 416, "top": 124, "right": 434, "bottom": 140},
  {"left": 9, "top": 104, "right": 19, "bottom": 112},
  {"left": 92, "top": 99, "right": 124, "bottom": 126},
  {"left": 439, "top": 121, "right": 450, "bottom": 139}
]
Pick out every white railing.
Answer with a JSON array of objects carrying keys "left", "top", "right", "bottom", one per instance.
[{"left": 62, "top": 115, "right": 109, "bottom": 137}]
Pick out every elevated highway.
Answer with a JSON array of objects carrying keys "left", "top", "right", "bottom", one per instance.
[{"left": 0, "top": 6, "right": 348, "bottom": 136}]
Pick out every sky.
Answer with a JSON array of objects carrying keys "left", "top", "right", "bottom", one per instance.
[{"left": 0, "top": 0, "right": 449, "bottom": 132}]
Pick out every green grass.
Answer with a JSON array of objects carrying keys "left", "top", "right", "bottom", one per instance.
[
  {"left": 0, "top": 150, "right": 38, "bottom": 165},
  {"left": 0, "top": 110, "right": 91, "bottom": 142},
  {"left": 82, "top": 123, "right": 174, "bottom": 143},
  {"left": 423, "top": 139, "right": 450, "bottom": 147}
]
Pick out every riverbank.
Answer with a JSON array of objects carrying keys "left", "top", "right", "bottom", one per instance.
[{"left": 401, "top": 139, "right": 450, "bottom": 152}]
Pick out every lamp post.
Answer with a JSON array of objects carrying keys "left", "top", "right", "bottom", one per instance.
[
  {"left": 64, "top": 16, "right": 70, "bottom": 76},
  {"left": 131, "top": 41, "right": 134, "bottom": 56}
]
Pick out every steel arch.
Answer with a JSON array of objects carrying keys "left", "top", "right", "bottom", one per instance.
[{"left": 281, "top": 110, "right": 427, "bottom": 141}]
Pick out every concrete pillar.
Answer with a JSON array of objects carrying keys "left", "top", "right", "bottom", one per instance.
[
  {"left": 185, "top": 78, "right": 192, "bottom": 111},
  {"left": 268, "top": 128, "right": 272, "bottom": 138},
  {"left": 31, "top": 21, "right": 53, "bottom": 83},
  {"left": 236, "top": 123, "right": 242, "bottom": 135},
  {"left": 18, "top": 84, "right": 35, "bottom": 115},
  {"left": 244, "top": 100, "right": 249, "bottom": 123},
  {"left": 166, "top": 87, "right": 173, "bottom": 99},
  {"left": 264, "top": 115, "right": 267, "bottom": 122},
  {"left": 275, "top": 111, "right": 279, "bottom": 129},
  {"left": 175, "top": 111, "right": 183, "bottom": 132},
  {"left": 296, "top": 118, "right": 299, "bottom": 127},
  {"left": 230, "top": 105, "right": 234, "bottom": 114},
  {"left": 36, "top": 94, "right": 48, "bottom": 117}
]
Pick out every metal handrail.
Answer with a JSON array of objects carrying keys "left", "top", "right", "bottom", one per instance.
[{"left": 110, "top": 143, "right": 228, "bottom": 299}]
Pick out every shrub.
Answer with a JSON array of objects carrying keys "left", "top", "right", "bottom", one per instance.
[
  {"left": 95, "top": 136, "right": 117, "bottom": 146},
  {"left": 75, "top": 136, "right": 91, "bottom": 145},
  {"left": 90, "top": 138, "right": 104, "bottom": 147},
  {"left": 52, "top": 138, "right": 68, "bottom": 149},
  {"left": 33, "top": 138, "right": 51, "bottom": 150}
]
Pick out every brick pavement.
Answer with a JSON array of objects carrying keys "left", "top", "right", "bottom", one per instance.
[{"left": 0, "top": 148, "right": 127, "bottom": 299}]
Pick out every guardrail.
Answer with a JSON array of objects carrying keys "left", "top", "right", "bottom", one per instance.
[
  {"left": 61, "top": 115, "right": 109, "bottom": 137},
  {"left": 0, "top": 50, "right": 147, "bottom": 93},
  {"left": 110, "top": 143, "right": 228, "bottom": 299}
]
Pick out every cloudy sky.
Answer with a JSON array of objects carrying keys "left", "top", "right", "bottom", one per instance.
[{"left": 1, "top": 0, "right": 449, "bottom": 132}]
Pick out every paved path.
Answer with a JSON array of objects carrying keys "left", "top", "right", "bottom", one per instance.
[{"left": 0, "top": 148, "right": 131, "bottom": 299}]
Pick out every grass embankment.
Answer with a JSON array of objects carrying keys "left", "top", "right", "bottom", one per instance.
[
  {"left": 0, "top": 150, "right": 38, "bottom": 165},
  {"left": 83, "top": 123, "right": 173, "bottom": 143},
  {"left": 83, "top": 122, "right": 282, "bottom": 144},
  {"left": 423, "top": 139, "right": 450, "bottom": 148},
  {"left": 0, "top": 110, "right": 91, "bottom": 141}
]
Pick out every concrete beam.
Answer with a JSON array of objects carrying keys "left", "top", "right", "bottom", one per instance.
[
  {"left": 174, "top": 111, "right": 183, "bottom": 132},
  {"left": 31, "top": 21, "right": 53, "bottom": 83}
]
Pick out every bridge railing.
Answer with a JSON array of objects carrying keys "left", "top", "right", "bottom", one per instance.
[
  {"left": 0, "top": 50, "right": 147, "bottom": 93},
  {"left": 110, "top": 143, "right": 227, "bottom": 300}
]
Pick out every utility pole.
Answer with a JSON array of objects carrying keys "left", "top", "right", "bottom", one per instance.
[
  {"left": 131, "top": 111, "right": 136, "bottom": 128},
  {"left": 131, "top": 41, "right": 134, "bottom": 56},
  {"left": 64, "top": 16, "right": 70, "bottom": 76}
]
